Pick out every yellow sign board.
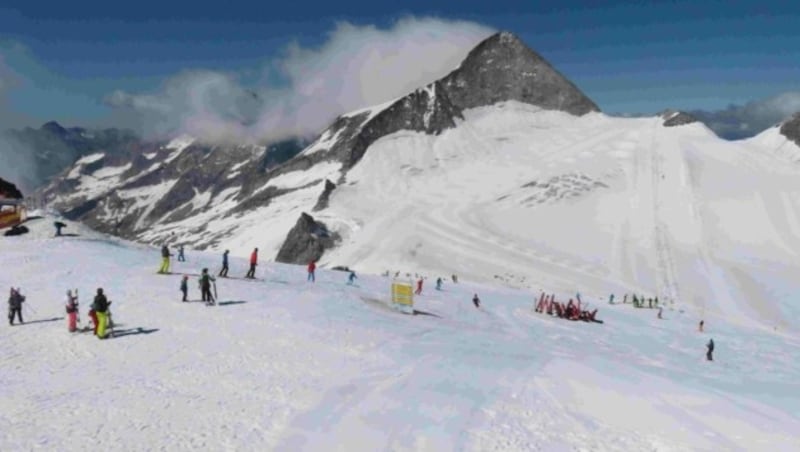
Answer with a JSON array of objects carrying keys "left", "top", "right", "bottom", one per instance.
[{"left": 391, "top": 282, "right": 414, "bottom": 307}]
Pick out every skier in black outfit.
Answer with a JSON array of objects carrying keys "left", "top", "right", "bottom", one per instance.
[
  {"left": 219, "top": 250, "right": 229, "bottom": 277},
  {"left": 706, "top": 339, "right": 714, "bottom": 361},
  {"left": 472, "top": 293, "right": 480, "bottom": 309},
  {"left": 7, "top": 287, "right": 24, "bottom": 325},
  {"left": 200, "top": 268, "right": 216, "bottom": 305}
]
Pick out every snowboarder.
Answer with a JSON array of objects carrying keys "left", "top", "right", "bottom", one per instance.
[
  {"left": 200, "top": 268, "right": 216, "bottom": 305},
  {"left": 7, "top": 287, "right": 24, "bottom": 325},
  {"left": 180, "top": 275, "right": 189, "bottom": 302},
  {"left": 245, "top": 248, "right": 258, "bottom": 279},
  {"left": 307, "top": 260, "right": 316, "bottom": 282},
  {"left": 158, "top": 244, "right": 172, "bottom": 274},
  {"left": 177, "top": 245, "right": 186, "bottom": 262},
  {"left": 66, "top": 289, "right": 79, "bottom": 332},
  {"left": 347, "top": 270, "right": 357, "bottom": 285},
  {"left": 706, "top": 338, "right": 714, "bottom": 361},
  {"left": 54, "top": 221, "right": 66, "bottom": 236},
  {"left": 219, "top": 250, "right": 229, "bottom": 277},
  {"left": 415, "top": 278, "right": 423, "bottom": 295},
  {"left": 436, "top": 277, "right": 443, "bottom": 291},
  {"left": 92, "top": 288, "right": 110, "bottom": 339},
  {"left": 699, "top": 320, "right": 705, "bottom": 332},
  {"left": 472, "top": 293, "right": 481, "bottom": 309}
]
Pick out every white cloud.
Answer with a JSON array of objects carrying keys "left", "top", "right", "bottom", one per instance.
[
  {"left": 692, "top": 91, "right": 800, "bottom": 139},
  {"left": 106, "top": 17, "right": 495, "bottom": 143}
]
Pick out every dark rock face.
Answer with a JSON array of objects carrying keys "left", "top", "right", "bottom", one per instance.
[
  {"left": 661, "top": 110, "right": 699, "bottom": 127},
  {"left": 439, "top": 32, "right": 600, "bottom": 116},
  {"left": 0, "top": 177, "right": 24, "bottom": 199},
  {"left": 313, "top": 179, "right": 337, "bottom": 212},
  {"left": 780, "top": 113, "right": 800, "bottom": 146},
  {"left": 275, "top": 212, "right": 339, "bottom": 264}
]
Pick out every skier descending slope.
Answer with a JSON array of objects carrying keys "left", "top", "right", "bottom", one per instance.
[
  {"left": 92, "top": 288, "right": 110, "bottom": 339},
  {"left": 66, "top": 289, "right": 79, "bottom": 332},
  {"left": 347, "top": 270, "right": 357, "bottom": 285}
]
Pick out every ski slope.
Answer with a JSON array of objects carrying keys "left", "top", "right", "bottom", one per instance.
[
  {"left": 2, "top": 218, "right": 799, "bottom": 451},
  {"left": 315, "top": 102, "right": 800, "bottom": 334}
]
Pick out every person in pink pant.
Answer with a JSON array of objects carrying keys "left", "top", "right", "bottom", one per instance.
[{"left": 65, "top": 289, "right": 79, "bottom": 332}]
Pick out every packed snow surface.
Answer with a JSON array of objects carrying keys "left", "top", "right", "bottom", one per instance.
[{"left": 1, "top": 218, "right": 798, "bottom": 451}]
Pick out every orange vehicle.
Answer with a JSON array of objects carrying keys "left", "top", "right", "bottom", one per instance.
[{"left": 0, "top": 198, "right": 27, "bottom": 230}]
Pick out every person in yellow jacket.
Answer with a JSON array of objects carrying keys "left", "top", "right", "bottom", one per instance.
[{"left": 92, "top": 288, "right": 111, "bottom": 339}]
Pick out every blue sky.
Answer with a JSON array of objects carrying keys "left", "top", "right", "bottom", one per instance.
[{"left": 1, "top": 0, "right": 799, "bottom": 138}]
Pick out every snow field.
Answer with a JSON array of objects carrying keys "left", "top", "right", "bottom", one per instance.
[{"left": 1, "top": 221, "right": 798, "bottom": 451}]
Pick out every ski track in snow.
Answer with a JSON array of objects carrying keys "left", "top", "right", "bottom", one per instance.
[{"left": 2, "top": 219, "right": 800, "bottom": 450}]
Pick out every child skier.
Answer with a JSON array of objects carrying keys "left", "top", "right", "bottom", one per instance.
[
  {"left": 66, "top": 289, "right": 79, "bottom": 332},
  {"left": 180, "top": 275, "right": 189, "bottom": 302},
  {"left": 177, "top": 245, "right": 186, "bottom": 262},
  {"left": 200, "top": 269, "right": 216, "bottom": 305}
]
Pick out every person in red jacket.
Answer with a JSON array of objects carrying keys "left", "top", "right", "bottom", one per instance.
[
  {"left": 415, "top": 278, "right": 423, "bottom": 295},
  {"left": 307, "top": 260, "right": 316, "bottom": 282},
  {"left": 245, "top": 248, "right": 258, "bottom": 279}
]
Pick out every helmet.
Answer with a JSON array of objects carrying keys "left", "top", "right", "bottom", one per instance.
[{"left": 97, "top": 288, "right": 104, "bottom": 294}]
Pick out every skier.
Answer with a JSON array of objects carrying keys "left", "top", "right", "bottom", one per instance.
[
  {"left": 180, "top": 275, "right": 189, "bottom": 302},
  {"left": 699, "top": 320, "right": 705, "bottom": 332},
  {"left": 451, "top": 274, "right": 458, "bottom": 283},
  {"left": 436, "top": 277, "right": 443, "bottom": 291},
  {"left": 7, "top": 287, "right": 24, "bottom": 325},
  {"left": 92, "top": 288, "right": 110, "bottom": 339},
  {"left": 219, "top": 250, "right": 229, "bottom": 277},
  {"left": 657, "top": 307, "right": 663, "bottom": 319},
  {"left": 347, "top": 270, "right": 357, "bottom": 285},
  {"left": 66, "top": 289, "right": 79, "bottom": 332},
  {"left": 245, "top": 248, "right": 258, "bottom": 279},
  {"left": 472, "top": 293, "right": 481, "bottom": 309},
  {"left": 307, "top": 260, "right": 316, "bottom": 282},
  {"left": 158, "top": 244, "right": 172, "bottom": 274},
  {"left": 706, "top": 338, "right": 714, "bottom": 361},
  {"left": 177, "top": 245, "right": 186, "bottom": 262},
  {"left": 200, "top": 268, "right": 216, "bottom": 305},
  {"left": 415, "top": 278, "right": 423, "bottom": 295},
  {"left": 54, "top": 221, "right": 66, "bottom": 236},
  {"left": 88, "top": 307, "right": 98, "bottom": 335},
  {"left": 608, "top": 294, "right": 615, "bottom": 304}
]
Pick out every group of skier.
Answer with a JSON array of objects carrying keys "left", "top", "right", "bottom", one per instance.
[{"left": 534, "top": 293, "right": 602, "bottom": 323}]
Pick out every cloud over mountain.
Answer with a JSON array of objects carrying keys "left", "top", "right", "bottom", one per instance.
[
  {"left": 690, "top": 91, "right": 800, "bottom": 140},
  {"left": 104, "top": 17, "right": 495, "bottom": 143}
]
